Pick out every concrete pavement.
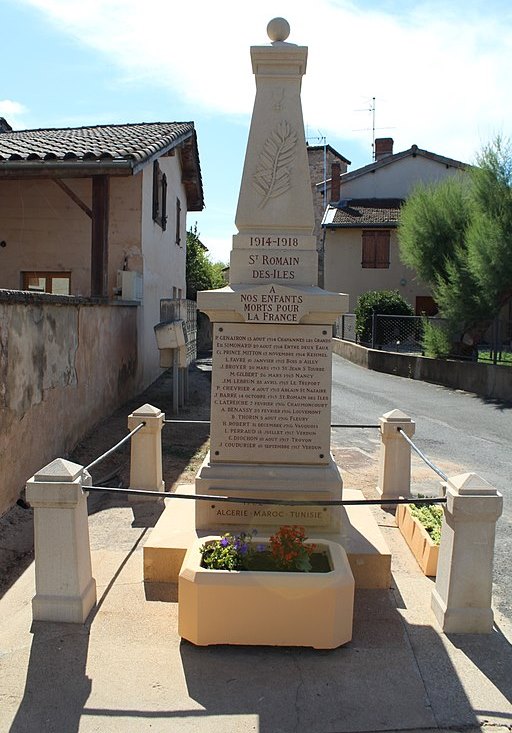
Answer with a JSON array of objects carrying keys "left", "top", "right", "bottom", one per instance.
[
  {"left": 2, "top": 495, "right": 511, "bottom": 732},
  {"left": 1, "top": 366, "right": 511, "bottom": 733}
]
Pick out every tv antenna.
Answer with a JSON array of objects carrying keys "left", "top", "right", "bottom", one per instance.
[
  {"left": 306, "top": 129, "right": 328, "bottom": 202},
  {"left": 353, "top": 97, "right": 394, "bottom": 161}
]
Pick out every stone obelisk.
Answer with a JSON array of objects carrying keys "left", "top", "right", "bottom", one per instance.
[{"left": 196, "top": 18, "right": 348, "bottom": 532}]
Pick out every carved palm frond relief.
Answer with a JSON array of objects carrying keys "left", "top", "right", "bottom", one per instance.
[{"left": 253, "top": 121, "right": 297, "bottom": 208}]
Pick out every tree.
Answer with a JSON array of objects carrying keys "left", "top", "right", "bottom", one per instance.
[
  {"left": 398, "top": 137, "right": 512, "bottom": 349},
  {"left": 186, "top": 224, "right": 226, "bottom": 300}
]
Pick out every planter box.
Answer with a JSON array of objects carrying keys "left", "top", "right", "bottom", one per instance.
[
  {"left": 396, "top": 504, "right": 439, "bottom": 576},
  {"left": 178, "top": 537, "right": 355, "bottom": 649}
]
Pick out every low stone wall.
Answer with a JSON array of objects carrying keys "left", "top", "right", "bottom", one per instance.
[
  {"left": 0, "top": 291, "right": 142, "bottom": 515},
  {"left": 332, "top": 338, "right": 512, "bottom": 402}
]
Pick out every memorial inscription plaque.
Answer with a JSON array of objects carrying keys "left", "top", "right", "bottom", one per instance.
[{"left": 210, "top": 323, "right": 332, "bottom": 465}]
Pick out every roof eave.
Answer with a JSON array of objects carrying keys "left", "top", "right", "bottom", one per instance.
[
  {"left": 339, "top": 147, "right": 468, "bottom": 184},
  {"left": 0, "top": 159, "right": 135, "bottom": 179},
  {"left": 178, "top": 130, "right": 204, "bottom": 211},
  {"left": 323, "top": 222, "right": 399, "bottom": 229}
]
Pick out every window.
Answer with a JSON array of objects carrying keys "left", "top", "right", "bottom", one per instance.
[
  {"left": 175, "top": 197, "right": 181, "bottom": 246},
  {"left": 22, "top": 272, "right": 71, "bottom": 295},
  {"left": 152, "top": 160, "right": 167, "bottom": 230},
  {"left": 362, "top": 230, "right": 390, "bottom": 268}
]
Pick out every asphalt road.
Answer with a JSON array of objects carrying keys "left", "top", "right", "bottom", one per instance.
[{"left": 330, "top": 352, "right": 512, "bottom": 623}]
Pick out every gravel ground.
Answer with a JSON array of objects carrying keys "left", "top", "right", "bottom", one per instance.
[{"left": 0, "top": 362, "right": 213, "bottom": 597}]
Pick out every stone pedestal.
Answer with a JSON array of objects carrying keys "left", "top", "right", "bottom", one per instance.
[
  {"left": 26, "top": 459, "right": 96, "bottom": 623},
  {"left": 127, "top": 403, "right": 165, "bottom": 499},
  {"left": 431, "top": 473, "right": 503, "bottom": 633},
  {"left": 376, "top": 409, "right": 415, "bottom": 507}
]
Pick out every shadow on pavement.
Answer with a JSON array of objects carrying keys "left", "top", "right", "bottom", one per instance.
[
  {"left": 9, "top": 622, "right": 91, "bottom": 733},
  {"left": 179, "top": 589, "right": 482, "bottom": 733}
]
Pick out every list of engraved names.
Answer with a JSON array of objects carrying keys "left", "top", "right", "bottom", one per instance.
[{"left": 210, "top": 324, "right": 332, "bottom": 464}]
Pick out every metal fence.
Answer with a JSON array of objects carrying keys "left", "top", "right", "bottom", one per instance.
[{"left": 335, "top": 313, "right": 512, "bottom": 364}]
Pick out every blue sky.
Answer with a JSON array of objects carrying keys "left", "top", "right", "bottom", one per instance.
[{"left": 2, "top": 0, "right": 512, "bottom": 262}]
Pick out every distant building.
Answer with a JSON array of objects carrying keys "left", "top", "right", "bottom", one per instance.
[
  {"left": 321, "top": 138, "right": 467, "bottom": 313},
  {"left": 307, "top": 144, "right": 350, "bottom": 286}
]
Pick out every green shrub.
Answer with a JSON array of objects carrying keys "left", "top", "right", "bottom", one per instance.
[
  {"left": 421, "top": 319, "right": 452, "bottom": 358},
  {"left": 355, "top": 290, "right": 413, "bottom": 343},
  {"left": 410, "top": 503, "right": 444, "bottom": 544}
]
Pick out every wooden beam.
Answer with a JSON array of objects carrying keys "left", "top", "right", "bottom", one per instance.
[
  {"left": 91, "top": 175, "right": 109, "bottom": 299},
  {"left": 0, "top": 165, "right": 132, "bottom": 180},
  {"left": 53, "top": 179, "right": 92, "bottom": 218}
]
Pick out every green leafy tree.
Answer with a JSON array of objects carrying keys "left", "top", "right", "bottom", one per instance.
[
  {"left": 398, "top": 137, "right": 512, "bottom": 350},
  {"left": 186, "top": 224, "right": 226, "bottom": 300}
]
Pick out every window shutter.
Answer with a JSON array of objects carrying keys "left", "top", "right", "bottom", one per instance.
[
  {"left": 375, "top": 231, "right": 390, "bottom": 268},
  {"left": 175, "top": 197, "right": 181, "bottom": 245},
  {"left": 362, "top": 230, "right": 390, "bottom": 268},
  {"left": 362, "top": 231, "right": 375, "bottom": 267},
  {"left": 161, "top": 174, "right": 167, "bottom": 231},
  {"left": 152, "top": 161, "right": 160, "bottom": 221}
]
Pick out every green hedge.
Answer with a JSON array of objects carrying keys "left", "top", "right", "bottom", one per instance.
[{"left": 355, "top": 290, "right": 413, "bottom": 343}]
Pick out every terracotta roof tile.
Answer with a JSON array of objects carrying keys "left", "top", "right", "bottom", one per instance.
[
  {"left": 0, "top": 121, "right": 195, "bottom": 164},
  {"left": 0, "top": 120, "right": 204, "bottom": 211},
  {"left": 329, "top": 198, "right": 403, "bottom": 227}
]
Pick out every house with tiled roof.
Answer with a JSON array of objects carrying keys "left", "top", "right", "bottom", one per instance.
[
  {"left": 0, "top": 119, "right": 204, "bottom": 385},
  {"left": 321, "top": 138, "right": 467, "bottom": 314},
  {"left": 0, "top": 119, "right": 204, "bottom": 515}
]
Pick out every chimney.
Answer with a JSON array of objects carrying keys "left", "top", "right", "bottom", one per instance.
[
  {"left": 330, "top": 162, "right": 341, "bottom": 203},
  {"left": 374, "top": 137, "right": 393, "bottom": 161},
  {"left": 0, "top": 118, "right": 12, "bottom": 133}
]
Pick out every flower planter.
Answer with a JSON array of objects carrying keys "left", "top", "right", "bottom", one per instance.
[
  {"left": 178, "top": 537, "right": 355, "bottom": 649},
  {"left": 395, "top": 504, "right": 439, "bottom": 576}
]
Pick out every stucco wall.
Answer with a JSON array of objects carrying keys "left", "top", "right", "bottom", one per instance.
[
  {"left": 0, "top": 178, "right": 92, "bottom": 294},
  {"left": 324, "top": 228, "right": 429, "bottom": 311},
  {"left": 0, "top": 291, "right": 141, "bottom": 515},
  {"left": 0, "top": 176, "right": 143, "bottom": 298},
  {"left": 332, "top": 338, "right": 512, "bottom": 402},
  {"left": 108, "top": 175, "right": 143, "bottom": 286},
  {"left": 140, "top": 156, "right": 188, "bottom": 386},
  {"left": 340, "top": 155, "right": 464, "bottom": 199}
]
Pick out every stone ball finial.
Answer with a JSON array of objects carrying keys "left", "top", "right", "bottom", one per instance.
[{"left": 267, "top": 17, "right": 290, "bottom": 42}]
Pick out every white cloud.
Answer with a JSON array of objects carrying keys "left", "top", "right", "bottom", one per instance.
[
  {"left": 0, "top": 100, "right": 29, "bottom": 128},
  {"left": 18, "top": 0, "right": 512, "bottom": 162},
  {"left": 196, "top": 234, "right": 232, "bottom": 265}
]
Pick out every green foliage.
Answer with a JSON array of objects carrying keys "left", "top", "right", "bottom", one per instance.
[
  {"left": 186, "top": 224, "right": 226, "bottom": 300},
  {"left": 421, "top": 318, "right": 452, "bottom": 358},
  {"left": 399, "top": 175, "right": 471, "bottom": 285},
  {"left": 478, "top": 350, "right": 512, "bottom": 365},
  {"left": 355, "top": 290, "right": 413, "bottom": 343},
  {"left": 200, "top": 526, "right": 317, "bottom": 573},
  {"left": 410, "top": 503, "right": 444, "bottom": 545},
  {"left": 467, "top": 138, "right": 512, "bottom": 311},
  {"left": 200, "top": 531, "right": 257, "bottom": 571},
  {"left": 398, "top": 137, "right": 512, "bottom": 345}
]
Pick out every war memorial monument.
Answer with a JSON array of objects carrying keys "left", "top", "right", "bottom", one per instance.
[{"left": 144, "top": 18, "right": 392, "bottom": 646}]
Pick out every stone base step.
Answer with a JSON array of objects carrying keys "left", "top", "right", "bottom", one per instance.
[{"left": 143, "top": 485, "right": 391, "bottom": 595}]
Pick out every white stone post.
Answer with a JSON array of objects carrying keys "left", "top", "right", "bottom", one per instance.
[
  {"left": 127, "top": 403, "right": 165, "bottom": 498},
  {"left": 377, "top": 409, "right": 415, "bottom": 507},
  {"left": 431, "top": 472, "right": 503, "bottom": 634},
  {"left": 26, "top": 458, "right": 97, "bottom": 623}
]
